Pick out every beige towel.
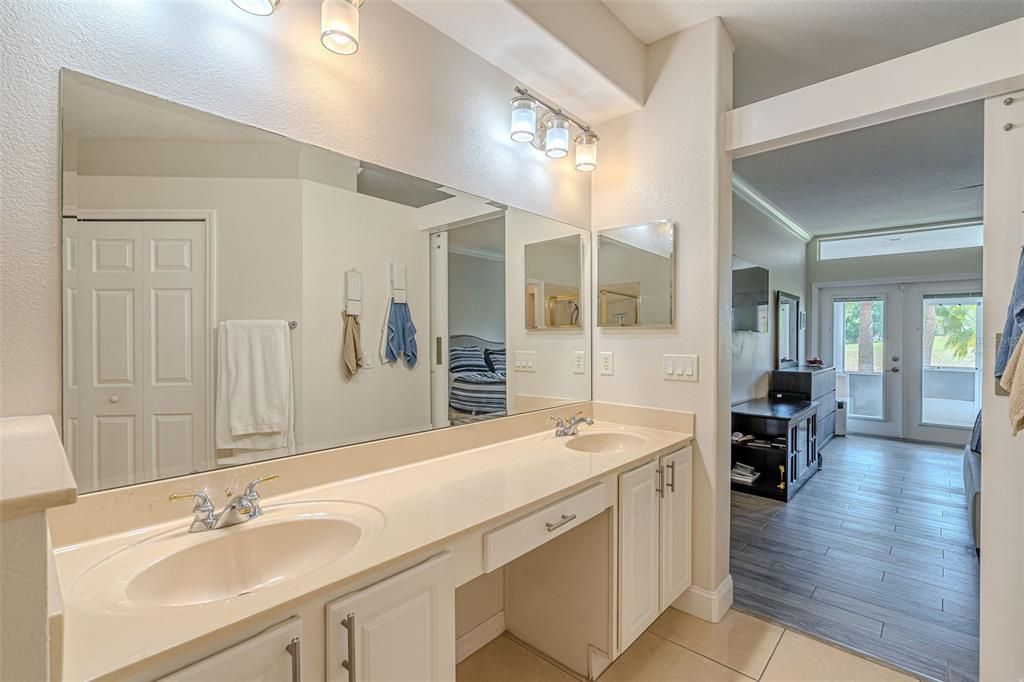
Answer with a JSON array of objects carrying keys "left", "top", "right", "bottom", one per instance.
[
  {"left": 999, "top": 334, "right": 1024, "bottom": 436},
  {"left": 343, "top": 313, "right": 363, "bottom": 378}
]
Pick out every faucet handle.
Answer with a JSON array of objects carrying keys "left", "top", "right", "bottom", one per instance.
[
  {"left": 169, "top": 490, "right": 214, "bottom": 510},
  {"left": 548, "top": 415, "right": 566, "bottom": 428},
  {"left": 243, "top": 473, "right": 279, "bottom": 498}
]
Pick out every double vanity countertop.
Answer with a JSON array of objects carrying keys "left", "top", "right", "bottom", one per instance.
[{"left": 53, "top": 421, "right": 693, "bottom": 680}]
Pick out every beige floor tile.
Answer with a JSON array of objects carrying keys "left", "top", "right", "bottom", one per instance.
[
  {"left": 761, "top": 631, "right": 916, "bottom": 682},
  {"left": 457, "top": 635, "right": 578, "bottom": 682},
  {"left": 600, "top": 632, "right": 753, "bottom": 681},
  {"left": 649, "top": 607, "right": 784, "bottom": 679}
]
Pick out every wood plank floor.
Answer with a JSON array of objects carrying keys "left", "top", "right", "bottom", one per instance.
[{"left": 731, "top": 435, "right": 979, "bottom": 682}]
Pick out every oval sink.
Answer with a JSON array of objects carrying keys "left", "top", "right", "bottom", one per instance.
[
  {"left": 127, "top": 516, "right": 362, "bottom": 607},
  {"left": 69, "top": 500, "right": 385, "bottom": 611},
  {"left": 565, "top": 432, "right": 644, "bottom": 453}
]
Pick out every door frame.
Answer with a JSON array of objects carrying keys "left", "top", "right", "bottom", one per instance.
[{"left": 68, "top": 208, "right": 218, "bottom": 474}]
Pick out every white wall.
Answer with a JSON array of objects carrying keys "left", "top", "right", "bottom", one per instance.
[
  {"left": 0, "top": 0, "right": 589, "bottom": 420},
  {"left": 732, "top": 196, "right": 808, "bottom": 403},
  {"left": 506, "top": 209, "right": 590, "bottom": 410},
  {"left": 448, "top": 253, "right": 505, "bottom": 341},
  {"left": 592, "top": 18, "right": 735, "bottom": 610}
]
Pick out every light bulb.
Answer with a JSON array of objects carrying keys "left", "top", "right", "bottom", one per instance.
[
  {"left": 231, "top": 0, "right": 280, "bottom": 15},
  {"left": 510, "top": 96, "right": 537, "bottom": 143},
  {"left": 545, "top": 115, "right": 570, "bottom": 159},
  {"left": 575, "top": 131, "right": 598, "bottom": 172},
  {"left": 322, "top": 0, "right": 360, "bottom": 55}
]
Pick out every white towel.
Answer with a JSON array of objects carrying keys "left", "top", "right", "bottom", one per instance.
[
  {"left": 216, "top": 320, "right": 294, "bottom": 451},
  {"left": 379, "top": 296, "right": 394, "bottom": 364}
]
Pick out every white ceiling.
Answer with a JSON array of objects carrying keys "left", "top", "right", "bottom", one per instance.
[
  {"left": 602, "top": 0, "right": 1024, "bottom": 106},
  {"left": 733, "top": 101, "right": 984, "bottom": 236}
]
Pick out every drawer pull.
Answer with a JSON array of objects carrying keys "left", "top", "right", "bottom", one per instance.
[
  {"left": 667, "top": 461, "right": 676, "bottom": 493},
  {"left": 545, "top": 513, "right": 576, "bottom": 532}
]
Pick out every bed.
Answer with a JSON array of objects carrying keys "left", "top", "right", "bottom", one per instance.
[{"left": 448, "top": 334, "right": 507, "bottom": 423}]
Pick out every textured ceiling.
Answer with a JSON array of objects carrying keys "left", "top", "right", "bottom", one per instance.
[
  {"left": 602, "top": 0, "right": 1024, "bottom": 106},
  {"left": 733, "top": 101, "right": 984, "bottom": 236}
]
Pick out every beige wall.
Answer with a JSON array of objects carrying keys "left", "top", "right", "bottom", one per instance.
[
  {"left": 0, "top": 0, "right": 590, "bottom": 420},
  {"left": 807, "top": 241, "right": 982, "bottom": 286},
  {"left": 592, "top": 18, "right": 734, "bottom": 603}
]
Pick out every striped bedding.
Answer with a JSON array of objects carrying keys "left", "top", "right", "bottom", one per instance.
[{"left": 449, "top": 370, "right": 507, "bottom": 415}]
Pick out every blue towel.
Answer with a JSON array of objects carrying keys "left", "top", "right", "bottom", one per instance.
[
  {"left": 384, "top": 299, "right": 417, "bottom": 368},
  {"left": 995, "top": 249, "right": 1024, "bottom": 378}
]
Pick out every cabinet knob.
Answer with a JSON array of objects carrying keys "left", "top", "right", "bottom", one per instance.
[{"left": 109, "top": 395, "right": 119, "bottom": 404}]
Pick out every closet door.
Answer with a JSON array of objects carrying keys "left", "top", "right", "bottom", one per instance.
[{"left": 618, "top": 460, "right": 660, "bottom": 652}]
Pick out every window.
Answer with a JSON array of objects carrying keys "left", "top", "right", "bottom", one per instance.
[{"left": 818, "top": 224, "right": 982, "bottom": 261}]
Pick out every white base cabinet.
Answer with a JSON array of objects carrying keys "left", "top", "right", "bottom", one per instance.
[
  {"left": 326, "top": 553, "right": 455, "bottom": 682},
  {"left": 159, "top": 618, "right": 302, "bottom": 682},
  {"left": 618, "top": 447, "right": 693, "bottom": 651}
]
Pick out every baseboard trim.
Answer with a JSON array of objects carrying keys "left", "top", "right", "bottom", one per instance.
[
  {"left": 456, "top": 611, "right": 505, "bottom": 663},
  {"left": 588, "top": 645, "right": 612, "bottom": 680},
  {"left": 671, "top": 575, "right": 734, "bottom": 623}
]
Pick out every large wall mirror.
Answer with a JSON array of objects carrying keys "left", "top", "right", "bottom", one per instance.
[
  {"left": 596, "top": 221, "right": 674, "bottom": 327},
  {"left": 776, "top": 291, "right": 801, "bottom": 368},
  {"left": 60, "top": 71, "right": 591, "bottom": 493}
]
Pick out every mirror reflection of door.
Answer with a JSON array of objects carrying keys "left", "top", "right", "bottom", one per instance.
[
  {"left": 523, "top": 235, "right": 582, "bottom": 330},
  {"left": 596, "top": 221, "right": 674, "bottom": 327}
]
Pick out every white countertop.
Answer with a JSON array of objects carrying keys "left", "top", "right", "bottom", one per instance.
[
  {"left": 0, "top": 415, "right": 77, "bottom": 521},
  {"left": 54, "top": 422, "right": 691, "bottom": 680}
]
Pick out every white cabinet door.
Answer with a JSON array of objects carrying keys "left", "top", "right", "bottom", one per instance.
[
  {"left": 618, "top": 460, "right": 660, "bottom": 652},
  {"left": 659, "top": 447, "right": 693, "bottom": 610},
  {"left": 160, "top": 618, "right": 302, "bottom": 681},
  {"left": 326, "top": 553, "right": 455, "bottom": 682}
]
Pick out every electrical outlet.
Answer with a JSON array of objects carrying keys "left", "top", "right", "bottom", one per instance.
[
  {"left": 663, "top": 354, "right": 698, "bottom": 381},
  {"left": 572, "top": 350, "right": 586, "bottom": 374},
  {"left": 599, "top": 351, "right": 614, "bottom": 376}
]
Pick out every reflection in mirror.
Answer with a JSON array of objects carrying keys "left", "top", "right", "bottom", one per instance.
[
  {"left": 597, "top": 221, "right": 674, "bottom": 327},
  {"left": 777, "top": 291, "right": 801, "bottom": 368},
  {"left": 732, "top": 258, "right": 769, "bottom": 333},
  {"left": 60, "top": 71, "right": 590, "bottom": 493},
  {"left": 524, "top": 235, "right": 582, "bottom": 330}
]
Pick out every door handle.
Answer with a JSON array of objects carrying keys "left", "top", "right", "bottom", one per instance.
[
  {"left": 341, "top": 612, "right": 356, "bottom": 680},
  {"left": 667, "top": 461, "right": 676, "bottom": 493},
  {"left": 285, "top": 637, "right": 301, "bottom": 682},
  {"left": 890, "top": 367, "right": 900, "bottom": 373},
  {"left": 656, "top": 467, "right": 664, "bottom": 498},
  {"left": 109, "top": 395, "right": 119, "bottom": 404}
]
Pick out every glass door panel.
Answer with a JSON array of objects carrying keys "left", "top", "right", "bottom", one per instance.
[
  {"left": 833, "top": 298, "right": 885, "bottom": 419},
  {"left": 920, "top": 295, "right": 982, "bottom": 428}
]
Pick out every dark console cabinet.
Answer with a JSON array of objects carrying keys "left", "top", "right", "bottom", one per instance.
[
  {"left": 731, "top": 398, "right": 819, "bottom": 502},
  {"left": 771, "top": 365, "right": 837, "bottom": 447}
]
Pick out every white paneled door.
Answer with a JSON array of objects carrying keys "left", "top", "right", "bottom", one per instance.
[{"left": 67, "top": 220, "right": 208, "bottom": 491}]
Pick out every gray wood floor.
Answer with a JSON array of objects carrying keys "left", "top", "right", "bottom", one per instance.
[{"left": 731, "top": 435, "right": 979, "bottom": 682}]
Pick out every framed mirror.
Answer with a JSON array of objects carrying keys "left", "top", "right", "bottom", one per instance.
[
  {"left": 524, "top": 235, "right": 582, "bottom": 330},
  {"left": 60, "top": 70, "right": 591, "bottom": 493},
  {"left": 597, "top": 221, "right": 674, "bottom": 327},
  {"left": 777, "top": 291, "right": 801, "bottom": 368},
  {"left": 732, "top": 258, "right": 769, "bottom": 333}
]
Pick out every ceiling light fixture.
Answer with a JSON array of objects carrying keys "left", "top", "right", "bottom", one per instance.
[
  {"left": 509, "top": 87, "right": 599, "bottom": 172},
  {"left": 231, "top": 0, "right": 281, "bottom": 16},
  {"left": 321, "top": 0, "right": 363, "bottom": 55}
]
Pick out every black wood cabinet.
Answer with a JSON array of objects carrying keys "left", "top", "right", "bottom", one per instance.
[
  {"left": 771, "top": 365, "right": 837, "bottom": 447},
  {"left": 731, "top": 398, "right": 819, "bottom": 502}
]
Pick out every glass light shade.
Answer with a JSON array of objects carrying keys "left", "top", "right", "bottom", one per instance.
[
  {"left": 231, "top": 0, "right": 280, "bottom": 15},
  {"left": 510, "top": 97, "right": 536, "bottom": 143},
  {"left": 321, "top": 0, "right": 360, "bottom": 55},
  {"left": 545, "top": 116, "right": 570, "bottom": 159},
  {"left": 575, "top": 132, "right": 598, "bottom": 172}
]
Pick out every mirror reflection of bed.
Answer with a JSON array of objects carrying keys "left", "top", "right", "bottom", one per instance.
[{"left": 448, "top": 334, "right": 507, "bottom": 425}]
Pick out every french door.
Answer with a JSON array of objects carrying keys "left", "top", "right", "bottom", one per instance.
[{"left": 818, "top": 280, "right": 982, "bottom": 445}]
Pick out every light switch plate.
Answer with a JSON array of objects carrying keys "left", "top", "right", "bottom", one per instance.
[
  {"left": 514, "top": 350, "right": 537, "bottom": 372},
  {"left": 572, "top": 350, "right": 586, "bottom": 374},
  {"left": 663, "top": 354, "right": 698, "bottom": 381},
  {"left": 599, "top": 351, "right": 614, "bottom": 376}
]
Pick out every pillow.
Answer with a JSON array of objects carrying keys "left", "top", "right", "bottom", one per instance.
[
  {"left": 450, "top": 345, "right": 489, "bottom": 373},
  {"left": 485, "top": 348, "right": 506, "bottom": 373}
]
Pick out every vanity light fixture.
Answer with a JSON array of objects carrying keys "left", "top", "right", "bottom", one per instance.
[
  {"left": 509, "top": 87, "right": 598, "bottom": 172},
  {"left": 321, "top": 0, "right": 363, "bottom": 55},
  {"left": 231, "top": 0, "right": 281, "bottom": 16}
]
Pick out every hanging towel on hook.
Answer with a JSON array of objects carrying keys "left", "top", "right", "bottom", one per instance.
[
  {"left": 342, "top": 313, "right": 362, "bottom": 378},
  {"left": 995, "top": 249, "right": 1024, "bottom": 378},
  {"left": 381, "top": 297, "right": 417, "bottom": 367},
  {"left": 999, "top": 334, "right": 1024, "bottom": 435}
]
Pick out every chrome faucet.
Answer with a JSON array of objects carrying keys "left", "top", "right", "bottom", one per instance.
[
  {"left": 550, "top": 411, "right": 594, "bottom": 437},
  {"left": 170, "top": 474, "right": 278, "bottom": 533}
]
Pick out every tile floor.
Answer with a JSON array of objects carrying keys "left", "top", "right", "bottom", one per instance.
[{"left": 458, "top": 608, "right": 914, "bottom": 682}]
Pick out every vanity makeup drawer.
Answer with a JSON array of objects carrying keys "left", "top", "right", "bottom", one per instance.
[{"left": 483, "top": 483, "right": 606, "bottom": 571}]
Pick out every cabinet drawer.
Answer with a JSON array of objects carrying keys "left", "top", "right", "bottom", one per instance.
[{"left": 484, "top": 484, "right": 606, "bottom": 572}]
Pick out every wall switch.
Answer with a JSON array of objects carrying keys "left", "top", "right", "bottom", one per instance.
[
  {"left": 514, "top": 350, "right": 537, "bottom": 372},
  {"left": 663, "top": 354, "right": 698, "bottom": 381},
  {"left": 599, "top": 351, "right": 614, "bottom": 376},
  {"left": 572, "top": 350, "right": 586, "bottom": 374}
]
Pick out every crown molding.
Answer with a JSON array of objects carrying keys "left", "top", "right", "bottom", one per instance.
[{"left": 732, "top": 174, "right": 812, "bottom": 243}]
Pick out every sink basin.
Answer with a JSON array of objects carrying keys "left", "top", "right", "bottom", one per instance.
[
  {"left": 565, "top": 432, "right": 644, "bottom": 453},
  {"left": 69, "top": 500, "right": 385, "bottom": 610}
]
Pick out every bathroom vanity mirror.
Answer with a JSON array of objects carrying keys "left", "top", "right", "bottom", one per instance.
[
  {"left": 732, "top": 258, "right": 769, "bottom": 333},
  {"left": 524, "top": 235, "right": 583, "bottom": 330},
  {"left": 596, "top": 221, "right": 674, "bottom": 327},
  {"left": 777, "top": 291, "right": 801, "bottom": 368},
  {"left": 60, "top": 71, "right": 590, "bottom": 493}
]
